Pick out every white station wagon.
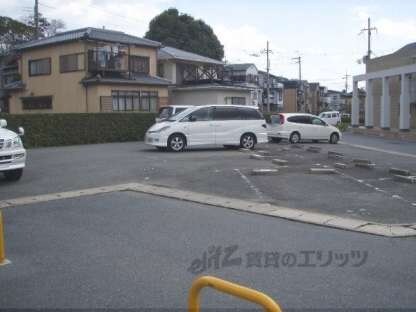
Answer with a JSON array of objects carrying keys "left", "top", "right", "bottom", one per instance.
[
  {"left": 268, "top": 113, "right": 341, "bottom": 144},
  {"left": 0, "top": 119, "right": 26, "bottom": 181},
  {"left": 145, "top": 105, "right": 268, "bottom": 151}
]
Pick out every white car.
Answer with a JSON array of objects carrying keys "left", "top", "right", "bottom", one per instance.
[
  {"left": 156, "top": 105, "right": 193, "bottom": 123},
  {"left": 319, "top": 111, "right": 341, "bottom": 126},
  {"left": 0, "top": 119, "right": 26, "bottom": 181},
  {"left": 268, "top": 113, "right": 341, "bottom": 144},
  {"left": 145, "top": 105, "right": 268, "bottom": 152}
]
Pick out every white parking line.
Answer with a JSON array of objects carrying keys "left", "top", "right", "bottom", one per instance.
[
  {"left": 233, "top": 169, "right": 265, "bottom": 201},
  {"left": 340, "top": 142, "right": 416, "bottom": 159}
]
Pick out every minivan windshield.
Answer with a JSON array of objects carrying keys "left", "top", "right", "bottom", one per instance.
[{"left": 166, "top": 107, "right": 197, "bottom": 121}]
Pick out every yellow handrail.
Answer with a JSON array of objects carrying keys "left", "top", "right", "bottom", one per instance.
[{"left": 188, "top": 275, "right": 283, "bottom": 312}]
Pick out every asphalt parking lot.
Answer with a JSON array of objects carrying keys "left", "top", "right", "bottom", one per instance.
[
  {"left": 2, "top": 191, "right": 416, "bottom": 310},
  {"left": 1, "top": 132, "right": 415, "bottom": 225},
  {"left": 1, "top": 132, "right": 416, "bottom": 309}
]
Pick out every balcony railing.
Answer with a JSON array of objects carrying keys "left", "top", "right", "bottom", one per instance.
[{"left": 87, "top": 50, "right": 128, "bottom": 73}]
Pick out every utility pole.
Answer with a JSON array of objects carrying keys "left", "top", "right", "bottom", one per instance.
[
  {"left": 260, "top": 41, "right": 273, "bottom": 112},
  {"left": 359, "top": 17, "right": 377, "bottom": 62},
  {"left": 343, "top": 72, "right": 351, "bottom": 93},
  {"left": 292, "top": 56, "right": 303, "bottom": 112},
  {"left": 34, "top": 0, "right": 39, "bottom": 39}
]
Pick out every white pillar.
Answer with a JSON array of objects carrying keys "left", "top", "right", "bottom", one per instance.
[
  {"left": 380, "top": 76, "right": 391, "bottom": 129},
  {"left": 351, "top": 80, "right": 359, "bottom": 127},
  {"left": 399, "top": 74, "right": 411, "bottom": 131},
  {"left": 365, "top": 79, "right": 374, "bottom": 128}
]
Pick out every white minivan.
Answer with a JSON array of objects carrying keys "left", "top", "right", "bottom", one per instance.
[
  {"left": 145, "top": 105, "right": 268, "bottom": 151},
  {"left": 0, "top": 119, "right": 26, "bottom": 181},
  {"left": 319, "top": 111, "right": 341, "bottom": 126},
  {"left": 268, "top": 113, "right": 341, "bottom": 144}
]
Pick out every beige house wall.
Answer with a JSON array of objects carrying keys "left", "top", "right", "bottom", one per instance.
[
  {"left": 10, "top": 41, "right": 87, "bottom": 114},
  {"left": 283, "top": 89, "right": 297, "bottom": 113},
  {"left": 171, "top": 89, "right": 251, "bottom": 106}
]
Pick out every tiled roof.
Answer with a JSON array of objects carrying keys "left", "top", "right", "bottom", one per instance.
[
  {"left": 81, "top": 74, "right": 171, "bottom": 86},
  {"left": 158, "top": 46, "right": 224, "bottom": 65},
  {"left": 15, "top": 27, "right": 161, "bottom": 50}
]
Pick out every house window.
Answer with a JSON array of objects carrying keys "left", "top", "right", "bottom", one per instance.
[
  {"left": 231, "top": 97, "right": 246, "bottom": 105},
  {"left": 21, "top": 96, "right": 53, "bottom": 110},
  {"left": 60, "top": 53, "right": 84, "bottom": 72},
  {"left": 29, "top": 58, "right": 51, "bottom": 76},
  {"left": 130, "top": 56, "right": 150, "bottom": 74},
  {"left": 111, "top": 91, "right": 140, "bottom": 112},
  {"left": 141, "top": 91, "right": 158, "bottom": 112}
]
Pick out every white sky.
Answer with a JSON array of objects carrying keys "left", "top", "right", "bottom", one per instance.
[{"left": 2, "top": 0, "right": 416, "bottom": 90}]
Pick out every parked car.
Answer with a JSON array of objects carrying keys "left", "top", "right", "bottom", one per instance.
[
  {"left": 156, "top": 105, "right": 193, "bottom": 123},
  {"left": 146, "top": 105, "right": 268, "bottom": 152},
  {"left": 0, "top": 119, "right": 26, "bottom": 181},
  {"left": 268, "top": 113, "right": 341, "bottom": 144},
  {"left": 319, "top": 111, "right": 341, "bottom": 125}
]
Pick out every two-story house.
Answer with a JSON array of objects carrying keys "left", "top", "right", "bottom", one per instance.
[
  {"left": 224, "top": 64, "right": 263, "bottom": 106},
  {"left": 157, "top": 46, "right": 255, "bottom": 106},
  {"left": 5, "top": 27, "right": 170, "bottom": 114}
]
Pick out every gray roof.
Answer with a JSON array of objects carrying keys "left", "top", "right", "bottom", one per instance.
[
  {"left": 15, "top": 27, "right": 161, "bottom": 51},
  {"left": 172, "top": 83, "right": 252, "bottom": 92},
  {"left": 82, "top": 75, "right": 170, "bottom": 86},
  {"left": 225, "top": 63, "right": 256, "bottom": 71},
  {"left": 158, "top": 46, "right": 224, "bottom": 65}
]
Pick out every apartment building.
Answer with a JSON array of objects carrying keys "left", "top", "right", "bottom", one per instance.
[{"left": 3, "top": 27, "right": 170, "bottom": 114}]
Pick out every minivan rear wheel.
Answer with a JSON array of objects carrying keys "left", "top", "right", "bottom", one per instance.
[
  {"left": 240, "top": 133, "right": 256, "bottom": 150},
  {"left": 168, "top": 134, "right": 186, "bottom": 152},
  {"left": 289, "top": 132, "right": 301, "bottom": 144}
]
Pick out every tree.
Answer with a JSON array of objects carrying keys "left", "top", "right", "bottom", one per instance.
[
  {"left": 145, "top": 8, "right": 224, "bottom": 60},
  {"left": 45, "top": 19, "right": 66, "bottom": 37},
  {"left": 0, "top": 16, "right": 35, "bottom": 55},
  {"left": 23, "top": 12, "right": 50, "bottom": 38}
]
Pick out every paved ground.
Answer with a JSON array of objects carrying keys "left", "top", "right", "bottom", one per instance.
[
  {"left": 1, "top": 133, "right": 415, "bottom": 224},
  {"left": 1, "top": 191, "right": 416, "bottom": 310}
]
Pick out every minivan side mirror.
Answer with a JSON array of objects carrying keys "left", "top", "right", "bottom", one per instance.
[
  {"left": 188, "top": 115, "right": 197, "bottom": 122},
  {"left": 18, "top": 127, "right": 25, "bottom": 137},
  {"left": 0, "top": 119, "right": 7, "bottom": 128}
]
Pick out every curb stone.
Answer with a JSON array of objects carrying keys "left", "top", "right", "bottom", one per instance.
[{"left": 2, "top": 182, "right": 416, "bottom": 237}]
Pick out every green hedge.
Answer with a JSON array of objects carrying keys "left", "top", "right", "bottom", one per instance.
[{"left": 0, "top": 113, "right": 157, "bottom": 148}]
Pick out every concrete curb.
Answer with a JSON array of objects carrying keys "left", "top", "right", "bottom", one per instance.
[
  {"left": 250, "top": 169, "right": 279, "bottom": 176},
  {"left": 1, "top": 183, "right": 416, "bottom": 238},
  {"left": 309, "top": 168, "right": 338, "bottom": 174}
]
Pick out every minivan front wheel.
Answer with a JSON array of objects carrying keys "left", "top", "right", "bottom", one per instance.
[
  {"left": 240, "top": 133, "right": 256, "bottom": 150},
  {"left": 289, "top": 132, "right": 301, "bottom": 144},
  {"left": 329, "top": 133, "right": 339, "bottom": 144},
  {"left": 168, "top": 134, "right": 186, "bottom": 152}
]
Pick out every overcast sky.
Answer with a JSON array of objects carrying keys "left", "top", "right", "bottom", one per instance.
[{"left": 2, "top": 0, "right": 416, "bottom": 90}]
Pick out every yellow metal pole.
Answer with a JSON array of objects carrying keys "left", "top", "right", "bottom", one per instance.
[
  {"left": 188, "top": 276, "right": 283, "bottom": 312},
  {"left": 0, "top": 211, "right": 6, "bottom": 265}
]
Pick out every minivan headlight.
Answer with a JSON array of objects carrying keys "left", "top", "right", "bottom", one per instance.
[
  {"left": 149, "top": 126, "right": 170, "bottom": 134},
  {"left": 12, "top": 136, "right": 22, "bottom": 148}
]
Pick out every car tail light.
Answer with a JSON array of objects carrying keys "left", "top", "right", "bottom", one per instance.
[{"left": 279, "top": 114, "right": 285, "bottom": 125}]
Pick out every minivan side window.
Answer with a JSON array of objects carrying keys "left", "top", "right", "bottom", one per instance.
[
  {"left": 238, "top": 107, "right": 263, "bottom": 120},
  {"left": 187, "top": 107, "right": 212, "bottom": 121},
  {"left": 213, "top": 107, "right": 240, "bottom": 120},
  {"left": 287, "top": 115, "right": 311, "bottom": 124}
]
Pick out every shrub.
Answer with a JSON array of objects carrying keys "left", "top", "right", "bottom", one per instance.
[{"left": 0, "top": 113, "right": 157, "bottom": 148}]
